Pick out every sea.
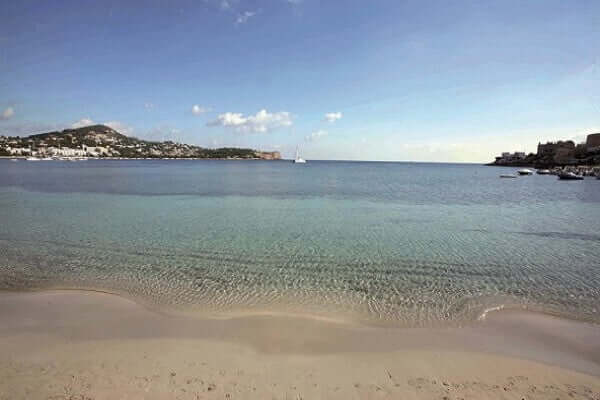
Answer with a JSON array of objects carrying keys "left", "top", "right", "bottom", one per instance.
[{"left": 1, "top": 159, "right": 599, "bottom": 326}]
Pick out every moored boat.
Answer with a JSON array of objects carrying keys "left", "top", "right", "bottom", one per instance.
[
  {"left": 558, "top": 171, "right": 584, "bottom": 180},
  {"left": 517, "top": 169, "right": 533, "bottom": 175},
  {"left": 536, "top": 169, "right": 551, "bottom": 175},
  {"left": 293, "top": 146, "right": 306, "bottom": 164},
  {"left": 500, "top": 174, "right": 517, "bottom": 178},
  {"left": 26, "top": 157, "right": 41, "bottom": 161}
]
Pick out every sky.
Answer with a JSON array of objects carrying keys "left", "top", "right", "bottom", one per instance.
[{"left": 1, "top": 0, "right": 599, "bottom": 162}]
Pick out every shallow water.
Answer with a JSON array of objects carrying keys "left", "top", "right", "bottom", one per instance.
[{"left": 0, "top": 159, "right": 599, "bottom": 326}]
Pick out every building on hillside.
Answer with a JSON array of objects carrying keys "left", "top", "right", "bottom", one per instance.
[
  {"left": 47, "top": 147, "right": 87, "bottom": 157},
  {"left": 82, "top": 145, "right": 110, "bottom": 157},
  {"left": 494, "top": 151, "right": 526, "bottom": 163},
  {"left": 575, "top": 143, "right": 588, "bottom": 158},
  {"left": 7, "top": 147, "right": 31, "bottom": 155},
  {"left": 537, "top": 140, "right": 575, "bottom": 157},
  {"left": 554, "top": 146, "right": 576, "bottom": 164},
  {"left": 586, "top": 133, "right": 600, "bottom": 153}
]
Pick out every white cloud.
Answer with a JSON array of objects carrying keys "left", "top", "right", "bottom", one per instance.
[
  {"left": 0, "top": 107, "right": 15, "bottom": 120},
  {"left": 569, "top": 127, "right": 600, "bottom": 144},
  {"left": 144, "top": 102, "right": 154, "bottom": 110},
  {"left": 71, "top": 118, "right": 134, "bottom": 136},
  {"left": 208, "top": 109, "right": 293, "bottom": 133},
  {"left": 305, "top": 130, "right": 328, "bottom": 142},
  {"left": 71, "top": 118, "right": 95, "bottom": 128},
  {"left": 324, "top": 112, "right": 342, "bottom": 123},
  {"left": 220, "top": 0, "right": 231, "bottom": 10},
  {"left": 104, "top": 121, "right": 134, "bottom": 136},
  {"left": 0, "top": 122, "right": 62, "bottom": 136},
  {"left": 236, "top": 10, "right": 256, "bottom": 24},
  {"left": 192, "top": 104, "right": 210, "bottom": 115},
  {"left": 211, "top": 112, "right": 246, "bottom": 126}
]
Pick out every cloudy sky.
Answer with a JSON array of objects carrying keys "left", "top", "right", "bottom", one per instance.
[{"left": 1, "top": 0, "right": 599, "bottom": 161}]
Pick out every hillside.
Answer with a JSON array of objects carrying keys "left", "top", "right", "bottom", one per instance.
[
  {"left": 0, "top": 125, "right": 281, "bottom": 160},
  {"left": 29, "top": 125, "right": 129, "bottom": 142}
]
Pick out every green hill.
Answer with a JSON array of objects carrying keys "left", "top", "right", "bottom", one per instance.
[{"left": 0, "top": 125, "right": 281, "bottom": 160}]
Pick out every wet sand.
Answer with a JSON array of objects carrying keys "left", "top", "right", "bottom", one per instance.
[{"left": 1, "top": 290, "right": 599, "bottom": 399}]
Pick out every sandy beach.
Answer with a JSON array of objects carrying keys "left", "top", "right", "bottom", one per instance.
[
  {"left": 4, "top": 0, "right": 600, "bottom": 398},
  {"left": 0, "top": 290, "right": 599, "bottom": 399}
]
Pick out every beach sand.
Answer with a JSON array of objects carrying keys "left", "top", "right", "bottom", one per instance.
[{"left": 1, "top": 290, "right": 599, "bottom": 399}]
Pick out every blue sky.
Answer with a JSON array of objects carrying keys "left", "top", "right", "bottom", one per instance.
[{"left": 1, "top": 0, "right": 599, "bottom": 161}]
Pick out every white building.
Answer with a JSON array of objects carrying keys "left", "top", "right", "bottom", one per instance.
[
  {"left": 47, "top": 147, "right": 87, "bottom": 157},
  {"left": 7, "top": 147, "right": 31, "bottom": 155},
  {"left": 82, "top": 145, "right": 110, "bottom": 157},
  {"left": 495, "top": 151, "right": 527, "bottom": 163}
]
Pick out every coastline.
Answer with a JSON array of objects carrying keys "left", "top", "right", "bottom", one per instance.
[
  {"left": 6, "top": 283, "right": 600, "bottom": 329},
  {"left": 1, "top": 290, "right": 599, "bottom": 399},
  {"left": 0, "top": 156, "right": 286, "bottom": 161}
]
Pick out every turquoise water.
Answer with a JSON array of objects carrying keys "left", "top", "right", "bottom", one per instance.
[{"left": 1, "top": 159, "right": 599, "bottom": 326}]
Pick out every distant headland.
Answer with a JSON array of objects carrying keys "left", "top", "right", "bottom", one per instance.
[
  {"left": 488, "top": 133, "right": 600, "bottom": 167},
  {"left": 0, "top": 125, "right": 281, "bottom": 160}
]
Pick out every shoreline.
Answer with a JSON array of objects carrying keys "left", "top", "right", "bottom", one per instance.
[
  {"left": 0, "top": 156, "right": 285, "bottom": 161},
  {"left": 1, "top": 289, "right": 599, "bottom": 399},
  {"left": 5, "top": 285, "right": 599, "bottom": 330}
]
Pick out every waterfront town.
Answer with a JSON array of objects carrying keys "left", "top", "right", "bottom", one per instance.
[
  {"left": 0, "top": 124, "right": 281, "bottom": 160},
  {"left": 490, "top": 133, "right": 600, "bottom": 168}
]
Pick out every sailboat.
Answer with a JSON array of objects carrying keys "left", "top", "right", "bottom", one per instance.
[{"left": 293, "top": 146, "right": 306, "bottom": 163}]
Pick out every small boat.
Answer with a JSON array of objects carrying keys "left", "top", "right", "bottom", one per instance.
[
  {"left": 558, "top": 171, "right": 584, "bottom": 180},
  {"left": 293, "top": 146, "right": 306, "bottom": 164},
  {"left": 517, "top": 169, "right": 533, "bottom": 175},
  {"left": 500, "top": 174, "right": 517, "bottom": 178},
  {"left": 41, "top": 157, "right": 53, "bottom": 161},
  {"left": 10, "top": 158, "right": 18, "bottom": 162},
  {"left": 536, "top": 169, "right": 551, "bottom": 175},
  {"left": 26, "top": 157, "right": 41, "bottom": 161}
]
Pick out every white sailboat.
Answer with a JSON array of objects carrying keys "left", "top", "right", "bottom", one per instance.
[{"left": 293, "top": 146, "right": 306, "bottom": 163}]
